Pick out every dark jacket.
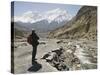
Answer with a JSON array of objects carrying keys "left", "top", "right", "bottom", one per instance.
[{"left": 32, "top": 32, "right": 39, "bottom": 46}]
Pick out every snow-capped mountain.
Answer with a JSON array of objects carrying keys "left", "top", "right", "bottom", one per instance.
[
  {"left": 13, "top": 8, "right": 73, "bottom": 34},
  {"left": 14, "top": 8, "right": 72, "bottom": 24}
]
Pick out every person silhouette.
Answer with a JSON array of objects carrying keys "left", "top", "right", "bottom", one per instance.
[{"left": 31, "top": 29, "right": 39, "bottom": 65}]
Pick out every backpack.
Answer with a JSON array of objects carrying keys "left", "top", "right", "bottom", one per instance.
[{"left": 27, "top": 34, "right": 32, "bottom": 45}]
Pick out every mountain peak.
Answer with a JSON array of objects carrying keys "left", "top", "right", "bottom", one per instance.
[
  {"left": 14, "top": 8, "right": 72, "bottom": 23},
  {"left": 45, "top": 8, "right": 72, "bottom": 23}
]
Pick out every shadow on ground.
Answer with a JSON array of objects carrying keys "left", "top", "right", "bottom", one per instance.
[{"left": 28, "top": 61, "right": 42, "bottom": 72}]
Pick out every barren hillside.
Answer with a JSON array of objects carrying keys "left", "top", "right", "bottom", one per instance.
[{"left": 48, "top": 6, "right": 97, "bottom": 40}]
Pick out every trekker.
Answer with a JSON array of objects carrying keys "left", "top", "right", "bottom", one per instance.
[{"left": 31, "top": 29, "right": 39, "bottom": 65}]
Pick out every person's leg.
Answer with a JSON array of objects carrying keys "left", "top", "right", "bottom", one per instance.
[{"left": 32, "top": 45, "right": 37, "bottom": 64}]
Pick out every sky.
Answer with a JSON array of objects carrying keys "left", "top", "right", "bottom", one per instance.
[{"left": 12, "top": 1, "right": 82, "bottom": 17}]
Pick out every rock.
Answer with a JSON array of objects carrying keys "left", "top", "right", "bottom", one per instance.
[
  {"left": 76, "top": 64, "right": 81, "bottom": 68},
  {"left": 56, "top": 62, "right": 69, "bottom": 71},
  {"left": 71, "top": 46, "right": 77, "bottom": 53},
  {"left": 41, "top": 52, "right": 51, "bottom": 59},
  {"left": 46, "top": 52, "right": 56, "bottom": 62},
  {"left": 52, "top": 47, "right": 64, "bottom": 56},
  {"left": 41, "top": 47, "right": 70, "bottom": 71},
  {"left": 52, "top": 59, "right": 60, "bottom": 65},
  {"left": 71, "top": 58, "right": 80, "bottom": 64},
  {"left": 72, "top": 64, "right": 81, "bottom": 70},
  {"left": 59, "top": 54, "right": 66, "bottom": 62},
  {"left": 56, "top": 40, "right": 63, "bottom": 44},
  {"left": 68, "top": 42, "right": 72, "bottom": 46},
  {"left": 39, "top": 42, "right": 46, "bottom": 45},
  {"left": 66, "top": 49, "right": 73, "bottom": 54},
  {"left": 20, "top": 43, "right": 27, "bottom": 46}
]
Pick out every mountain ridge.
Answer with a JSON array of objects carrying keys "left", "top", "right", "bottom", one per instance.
[
  {"left": 48, "top": 6, "right": 97, "bottom": 40},
  {"left": 14, "top": 8, "right": 72, "bottom": 24}
]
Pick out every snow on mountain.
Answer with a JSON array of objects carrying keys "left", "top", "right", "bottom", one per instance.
[
  {"left": 44, "top": 8, "right": 72, "bottom": 23},
  {"left": 14, "top": 11, "right": 43, "bottom": 23},
  {"left": 14, "top": 8, "right": 72, "bottom": 23}
]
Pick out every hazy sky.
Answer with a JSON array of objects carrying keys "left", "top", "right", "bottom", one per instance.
[{"left": 12, "top": 1, "right": 82, "bottom": 17}]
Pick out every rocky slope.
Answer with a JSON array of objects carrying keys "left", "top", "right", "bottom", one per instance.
[
  {"left": 48, "top": 6, "right": 97, "bottom": 40},
  {"left": 13, "top": 38, "right": 97, "bottom": 73}
]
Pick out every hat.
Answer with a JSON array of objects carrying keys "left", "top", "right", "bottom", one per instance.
[{"left": 32, "top": 28, "right": 35, "bottom": 32}]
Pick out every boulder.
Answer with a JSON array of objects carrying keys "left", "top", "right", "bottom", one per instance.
[{"left": 41, "top": 52, "right": 51, "bottom": 59}]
